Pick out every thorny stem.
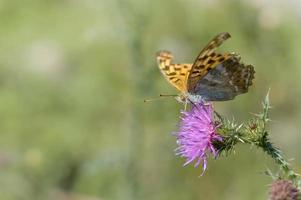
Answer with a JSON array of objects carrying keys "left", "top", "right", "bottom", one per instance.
[{"left": 215, "top": 92, "right": 300, "bottom": 188}]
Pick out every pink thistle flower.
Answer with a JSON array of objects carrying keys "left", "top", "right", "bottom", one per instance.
[{"left": 175, "top": 103, "right": 222, "bottom": 173}]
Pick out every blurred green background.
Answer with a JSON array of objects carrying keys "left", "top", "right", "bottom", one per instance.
[{"left": 0, "top": 0, "right": 301, "bottom": 199}]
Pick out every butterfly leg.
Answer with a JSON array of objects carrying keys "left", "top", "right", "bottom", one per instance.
[
  {"left": 214, "top": 110, "right": 223, "bottom": 121},
  {"left": 184, "top": 100, "right": 187, "bottom": 111},
  {"left": 186, "top": 98, "right": 197, "bottom": 110},
  {"left": 199, "top": 97, "right": 211, "bottom": 106},
  {"left": 203, "top": 101, "right": 211, "bottom": 106}
]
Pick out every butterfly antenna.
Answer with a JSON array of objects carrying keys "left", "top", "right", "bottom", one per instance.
[
  {"left": 143, "top": 94, "right": 177, "bottom": 103},
  {"left": 159, "top": 94, "right": 178, "bottom": 97}
]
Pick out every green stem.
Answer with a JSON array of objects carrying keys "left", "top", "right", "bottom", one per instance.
[
  {"left": 217, "top": 126, "right": 300, "bottom": 187},
  {"left": 216, "top": 91, "right": 300, "bottom": 187},
  {"left": 257, "top": 132, "right": 300, "bottom": 187}
]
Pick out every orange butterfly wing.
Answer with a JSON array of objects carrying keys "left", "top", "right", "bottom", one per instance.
[{"left": 156, "top": 51, "right": 192, "bottom": 93}]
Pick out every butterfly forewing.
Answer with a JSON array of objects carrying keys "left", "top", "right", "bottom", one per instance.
[
  {"left": 198, "top": 32, "right": 231, "bottom": 57},
  {"left": 156, "top": 51, "right": 192, "bottom": 93},
  {"left": 187, "top": 32, "right": 232, "bottom": 92}
]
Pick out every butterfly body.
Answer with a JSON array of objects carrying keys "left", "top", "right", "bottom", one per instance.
[{"left": 156, "top": 32, "right": 255, "bottom": 103}]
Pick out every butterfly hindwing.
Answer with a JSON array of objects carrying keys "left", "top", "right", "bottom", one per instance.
[
  {"left": 187, "top": 32, "right": 232, "bottom": 92},
  {"left": 190, "top": 56, "right": 255, "bottom": 101},
  {"left": 156, "top": 51, "right": 192, "bottom": 92}
]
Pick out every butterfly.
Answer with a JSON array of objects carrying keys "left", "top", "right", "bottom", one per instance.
[{"left": 156, "top": 32, "right": 255, "bottom": 103}]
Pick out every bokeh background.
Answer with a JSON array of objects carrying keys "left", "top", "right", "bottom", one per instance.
[{"left": 0, "top": 0, "right": 301, "bottom": 199}]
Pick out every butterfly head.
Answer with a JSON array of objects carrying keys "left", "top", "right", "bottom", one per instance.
[{"left": 175, "top": 94, "right": 186, "bottom": 103}]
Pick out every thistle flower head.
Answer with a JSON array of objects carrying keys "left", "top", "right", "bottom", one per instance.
[
  {"left": 268, "top": 180, "right": 299, "bottom": 200},
  {"left": 175, "top": 103, "right": 222, "bottom": 173}
]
